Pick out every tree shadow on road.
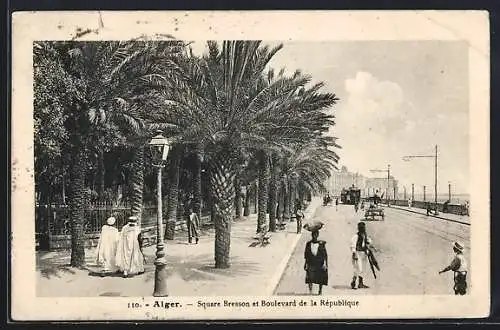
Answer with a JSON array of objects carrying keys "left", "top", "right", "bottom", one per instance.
[
  {"left": 141, "top": 254, "right": 262, "bottom": 283},
  {"left": 39, "top": 264, "right": 85, "bottom": 279}
]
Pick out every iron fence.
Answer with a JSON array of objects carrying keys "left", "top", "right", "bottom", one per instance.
[{"left": 36, "top": 202, "right": 158, "bottom": 236}]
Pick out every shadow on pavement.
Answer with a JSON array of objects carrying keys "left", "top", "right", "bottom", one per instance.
[
  {"left": 88, "top": 270, "right": 124, "bottom": 278},
  {"left": 99, "top": 291, "right": 122, "bottom": 297},
  {"left": 39, "top": 264, "right": 82, "bottom": 279},
  {"left": 137, "top": 254, "right": 262, "bottom": 283},
  {"left": 331, "top": 284, "right": 354, "bottom": 290}
]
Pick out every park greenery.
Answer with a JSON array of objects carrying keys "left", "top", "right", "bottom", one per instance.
[{"left": 34, "top": 39, "right": 340, "bottom": 268}]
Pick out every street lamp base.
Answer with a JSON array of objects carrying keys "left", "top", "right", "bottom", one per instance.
[{"left": 153, "top": 260, "right": 168, "bottom": 297}]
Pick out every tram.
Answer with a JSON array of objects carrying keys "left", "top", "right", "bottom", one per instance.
[{"left": 340, "top": 185, "right": 361, "bottom": 205}]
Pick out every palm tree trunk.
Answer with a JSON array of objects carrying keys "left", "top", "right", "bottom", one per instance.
[
  {"left": 234, "top": 174, "right": 243, "bottom": 219},
  {"left": 253, "top": 181, "right": 258, "bottom": 214},
  {"left": 165, "top": 145, "right": 181, "bottom": 240},
  {"left": 62, "top": 173, "right": 66, "bottom": 205},
  {"left": 130, "top": 145, "right": 144, "bottom": 225},
  {"left": 192, "top": 149, "right": 203, "bottom": 220},
  {"left": 290, "top": 179, "right": 297, "bottom": 212},
  {"left": 298, "top": 182, "right": 304, "bottom": 206},
  {"left": 97, "top": 149, "right": 105, "bottom": 202},
  {"left": 283, "top": 177, "right": 291, "bottom": 222},
  {"left": 69, "top": 143, "right": 87, "bottom": 267},
  {"left": 277, "top": 180, "right": 285, "bottom": 226},
  {"left": 209, "top": 151, "right": 236, "bottom": 269},
  {"left": 257, "top": 151, "right": 269, "bottom": 233},
  {"left": 268, "top": 158, "right": 278, "bottom": 232},
  {"left": 243, "top": 184, "right": 251, "bottom": 216}
]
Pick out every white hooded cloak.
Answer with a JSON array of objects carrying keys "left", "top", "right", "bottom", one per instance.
[
  {"left": 115, "top": 223, "right": 144, "bottom": 274},
  {"left": 96, "top": 224, "right": 119, "bottom": 272}
]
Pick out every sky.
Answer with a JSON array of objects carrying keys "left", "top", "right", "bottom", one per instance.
[{"left": 191, "top": 41, "right": 470, "bottom": 195}]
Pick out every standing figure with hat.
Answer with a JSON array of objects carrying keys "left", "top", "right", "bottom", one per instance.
[
  {"left": 303, "top": 221, "right": 328, "bottom": 295},
  {"left": 439, "top": 241, "right": 468, "bottom": 295},
  {"left": 350, "top": 221, "right": 374, "bottom": 289},
  {"left": 115, "top": 216, "right": 145, "bottom": 278},
  {"left": 295, "top": 204, "right": 305, "bottom": 234},
  {"left": 95, "top": 217, "right": 120, "bottom": 275},
  {"left": 187, "top": 205, "right": 200, "bottom": 244}
]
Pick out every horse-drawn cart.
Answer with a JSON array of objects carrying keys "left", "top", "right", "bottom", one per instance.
[{"left": 364, "top": 205, "right": 385, "bottom": 221}]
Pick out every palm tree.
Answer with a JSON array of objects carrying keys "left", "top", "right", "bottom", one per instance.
[
  {"left": 256, "top": 150, "right": 270, "bottom": 233},
  {"left": 268, "top": 153, "right": 280, "bottom": 231},
  {"left": 34, "top": 40, "right": 186, "bottom": 266},
  {"left": 164, "top": 144, "right": 182, "bottom": 239},
  {"left": 161, "top": 41, "right": 339, "bottom": 268},
  {"left": 285, "top": 138, "right": 341, "bottom": 203},
  {"left": 192, "top": 145, "right": 203, "bottom": 220}
]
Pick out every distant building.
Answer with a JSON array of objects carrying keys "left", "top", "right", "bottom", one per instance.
[
  {"left": 328, "top": 166, "right": 366, "bottom": 197},
  {"left": 328, "top": 166, "right": 399, "bottom": 199}
]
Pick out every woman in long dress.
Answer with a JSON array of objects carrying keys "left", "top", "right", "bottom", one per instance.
[
  {"left": 304, "top": 229, "right": 328, "bottom": 295},
  {"left": 96, "top": 217, "right": 120, "bottom": 274}
]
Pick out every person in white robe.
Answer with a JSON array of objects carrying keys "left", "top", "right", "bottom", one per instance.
[
  {"left": 96, "top": 217, "right": 120, "bottom": 273},
  {"left": 115, "top": 216, "right": 144, "bottom": 277}
]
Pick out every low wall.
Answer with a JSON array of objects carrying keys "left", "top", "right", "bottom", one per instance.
[{"left": 380, "top": 199, "right": 469, "bottom": 216}]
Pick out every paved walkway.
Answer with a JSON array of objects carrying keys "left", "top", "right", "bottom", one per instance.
[{"left": 36, "top": 199, "right": 321, "bottom": 297}]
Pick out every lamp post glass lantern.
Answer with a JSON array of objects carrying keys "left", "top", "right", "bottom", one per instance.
[{"left": 148, "top": 131, "right": 170, "bottom": 297}]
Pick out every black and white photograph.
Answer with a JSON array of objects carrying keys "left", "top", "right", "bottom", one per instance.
[{"left": 11, "top": 11, "right": 490, "bottom": 320}]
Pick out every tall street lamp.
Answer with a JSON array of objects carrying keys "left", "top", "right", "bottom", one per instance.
[
  {"left": 403, "top": 145, "right": 438, "bottom": 215},
  {"left": 370, "top": 164, "right": 391, "bottom": 206},
  {"left": 149, "top": 131, "right": 170, "bottom": 297}
]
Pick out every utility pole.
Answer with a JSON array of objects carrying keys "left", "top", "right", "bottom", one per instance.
[
  {"left": 423, "top": 185, "right": 426, "bottom": 201},
  {"left": 387, "top": 164, "right": 391, "bottom": 206},
  {"left": 434, "top": 145, "right": 438, "bottom": 212},
  {"left": 411, "top": 183, "right": 414, "bottom": 201},
  {"left": 448, "top": 182, "right": 451, "bottom": 202},
  {"left": 369, "top": 165, "right": 392, "bottom": 207},
  {"left": 403, "top": 145, "right": 439, "bottom": 214}
]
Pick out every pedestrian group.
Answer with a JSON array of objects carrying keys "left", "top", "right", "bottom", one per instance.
[
  {"left": 95, "top": 206, "right": 201, "bottom": 278},
  {"left": 300, "top": 192, "right": 468, "bottom": 295},
  {"left": 96, "top": 216, "right": 145, "bottom": 278}
]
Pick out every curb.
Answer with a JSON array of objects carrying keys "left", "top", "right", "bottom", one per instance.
[
  {"left": 265, "top": 198, "right": 321, "bottom": 295},
  {"left": 390, "top": 205, "right": 470, "bottom": 226}
]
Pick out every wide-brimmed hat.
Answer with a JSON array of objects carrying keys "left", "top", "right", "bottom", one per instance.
[
  {"left": 106, "top": 217, "right": 116, "bottom": 225},
  {"left": 453, "top": 241, "right": 464, "bottom": 252},
  {"left": 128, "top": 216, "right": 138, "bottom": 223},
  {"left": 303, "top": 220, "right": 324, "bottom": 232}
]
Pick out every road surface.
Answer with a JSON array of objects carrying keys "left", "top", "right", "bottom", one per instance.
[{"left": 274, "top": 203, "right": 471, "bottom": 295}]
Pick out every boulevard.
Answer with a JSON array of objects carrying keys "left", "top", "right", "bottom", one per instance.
[{"left": 275, "top": 203, "right": 470, "bottom": 295}]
